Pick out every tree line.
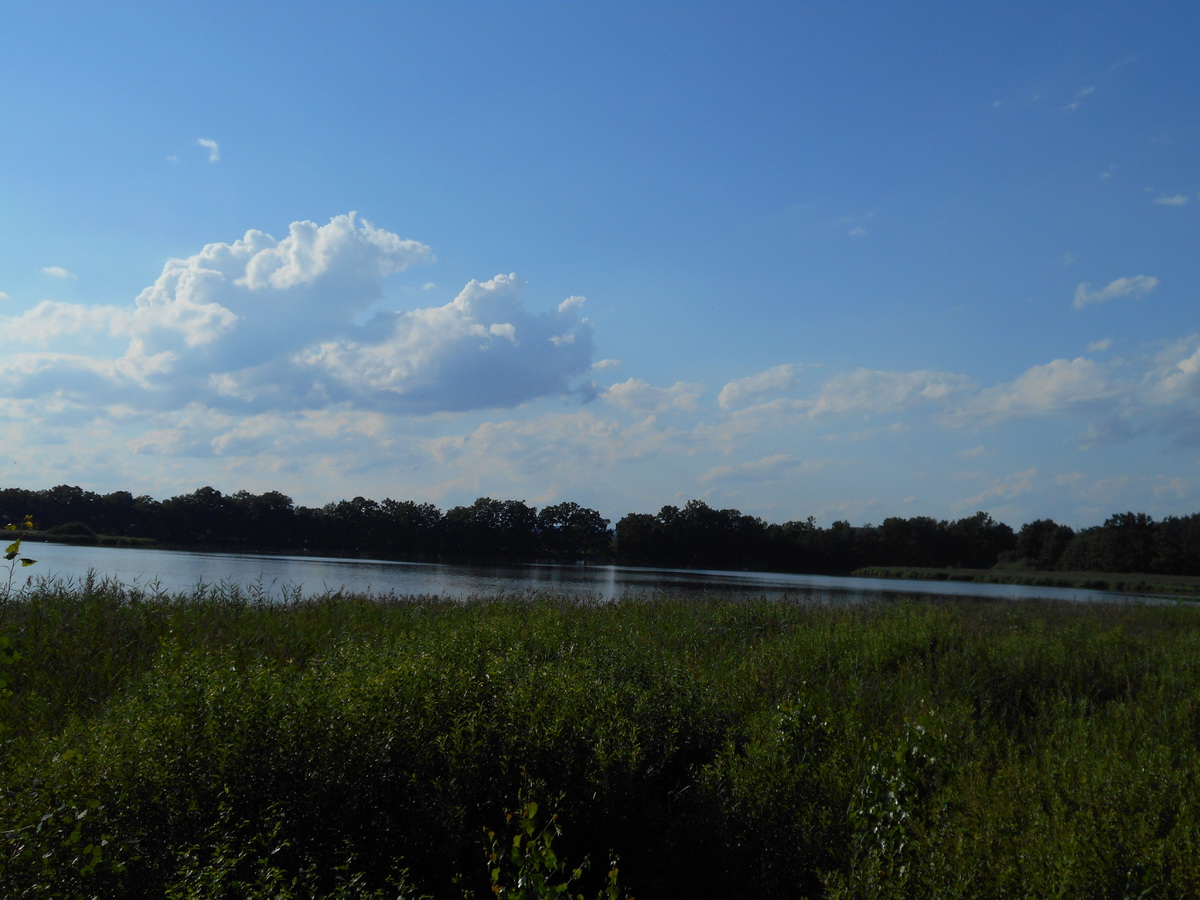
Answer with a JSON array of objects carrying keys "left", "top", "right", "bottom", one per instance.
[{"left": 2, "top": 483, "right": 1199, "bottom": 575}]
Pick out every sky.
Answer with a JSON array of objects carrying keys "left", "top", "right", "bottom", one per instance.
[{"left": 1, "top": 2, "right": 1197, "bottom": 530}]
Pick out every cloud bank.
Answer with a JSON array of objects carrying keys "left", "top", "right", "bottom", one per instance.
[
  {"left": 0, "top": 213, "right": 596, "bottom": 416},
  {"left": 1, "top": 213, "right": 1195, "bottom": 528}
]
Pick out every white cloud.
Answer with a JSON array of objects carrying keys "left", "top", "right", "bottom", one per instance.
[
  {"left": 1145, "top": 336, "right": 1200, "bottom": 404},
  {"left": 1086, "top": 338, "right": 1112, "bottom": 353},
  {"left": 602, "top": 378, "right": 703, "bottom": 415},
  {"left": 0, "top": 301, "right": 132, "bottom": 345},
  {"left": 0, "top": 214, "right": 596, "bottom": 416},
  {"left": 42, "top": 266, "right": 76, "bottom": 280},
  {"left": 415, "top": 409, "right": 694, "bottom": 509},
  {"left": 964, "top": 357, "right": 1113, "bottom": 420},
  {"left": 300, "top": 272, "right": 595, "bottom": 412},
  {"left": 847, "top": 226, "right": 868, "bottom": 238},
  {"left": 806, "top": 369, "right": 971, "bottom": 417},
  {"left": 0, "top": 292, "right": 11, "bottom": 302},
  {"left": 1154, "top": 195, "right": 1188, "bottom": 206},
  {"left": 1072, "top": 274, "right": 1158, "bottom": 309},
  {"left": 197, "top": 138, "right": 220, "bottom": 162},
  {"left": 718, "top": 364, "right": 798, "bottom": 410}
]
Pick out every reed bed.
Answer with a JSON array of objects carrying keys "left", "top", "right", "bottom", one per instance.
[{"left": 2, "top": 580, "right": 1198, "bottom": 898}]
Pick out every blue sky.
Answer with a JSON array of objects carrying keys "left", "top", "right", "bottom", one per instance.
[{"left": 1, "top": 1, "right": 1197, "bottom": 529}]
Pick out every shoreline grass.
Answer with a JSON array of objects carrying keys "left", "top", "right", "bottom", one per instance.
[
  {"left": 852, "top": 564, "right": 1200, "bottom": 598},
  {"left": 3, "top": 583, "right": 1199, "bottom": 898}
]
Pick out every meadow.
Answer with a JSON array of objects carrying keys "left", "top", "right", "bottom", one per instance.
[{"left": 2, "top": 580, "right": 1199, "bottom": 898}]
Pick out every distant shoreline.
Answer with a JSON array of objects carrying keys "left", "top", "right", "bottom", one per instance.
[
  {"left": 853, "top": 565, "right": 1200, "bottom": 598},
  {"left": 21, "top": 532, "right": 1200, "bottom": 599}
]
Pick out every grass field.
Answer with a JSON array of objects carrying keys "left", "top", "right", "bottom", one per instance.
[{"left": 2, "top": 580, "right": 1199, "bottom": 898}]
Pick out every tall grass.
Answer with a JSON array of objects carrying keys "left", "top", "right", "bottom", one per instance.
[{"left": 2, "top": 581, "right": 1199, "bottom": 898}]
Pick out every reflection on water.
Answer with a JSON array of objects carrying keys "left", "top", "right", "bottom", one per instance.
[{"left": 14, "top": 539, "right": 1154, "bottom": 605}]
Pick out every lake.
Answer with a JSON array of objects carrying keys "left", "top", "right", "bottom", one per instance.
[{"left": 6, "top": 539, "right": 1167, "bottom": 605}]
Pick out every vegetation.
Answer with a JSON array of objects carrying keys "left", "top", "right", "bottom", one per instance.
[
  {"left": 4, "top": 483, "right": 1200, "bottom": 576},
  {"left": 3, "top": 582, "right": 1200, "bottom": 898},
  {"left": 852, "top": 566, "right": 1200, "bottom": 598}
]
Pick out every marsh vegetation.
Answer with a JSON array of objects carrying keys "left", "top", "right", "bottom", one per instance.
[{"left": 2, "top": 582, "right": 1199, "bottom": 898}]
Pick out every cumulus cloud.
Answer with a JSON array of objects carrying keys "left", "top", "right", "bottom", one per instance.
[
  {"left": 411, "top": 409, "right": 696, "bottom": 511},
  {"left": 0, "top": 292, "right": 11, "bottom": 302},
  {"left": 806, "top": 369, "right": 971, "bottom": 417},
  {"left": 42, "top": 266, "right": 76, "bottom": 280},
  {"left": 0, "top": 301, "right": 132, "bottom": 345},
  {"left": 300, "top": 273, "right": 596, "bottom": 413},
  {"left": 0, "top": 213, "right": 597, "bottom": 416},
  {"left": 718, "top": 364, "right": 799, "bottom": 410},
  {"left": 964, "top": 357, "right": 1113, "bottom": 420},
  {"left": 1145, "top": 336, "right": 1200, "bottom": 404},
  {"left": 197, "top": 138, "right": 220, "bottom": 162},
  {"left": 1154, "top": 195, "right": 1188, "bottom": 206},
  {"left": 602, "top": 378, "right": 703, "bottom": 415},
  {"left": 1073, "top": 275, "right": 1158, "bottom": 309}
]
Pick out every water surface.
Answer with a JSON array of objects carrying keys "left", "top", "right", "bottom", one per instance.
[{"left": 9, "top": 540, "right": 1166, "bottom": 605}]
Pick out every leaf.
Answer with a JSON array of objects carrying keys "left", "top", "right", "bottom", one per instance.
[
  {"left": 5, "top": 551, "right": 17, "bottom": 560},
  {"left": 6, "top": 542, "right": 19, "bottom": 555},
  {"left": 21, "top": 558, "right": 36, "bottom": 567}
]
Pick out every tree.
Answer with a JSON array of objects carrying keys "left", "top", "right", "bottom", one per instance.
[
  {"left": 229, "top": 490, "right": 297, "bottom": 548},
  {"left": 537, "top": 502, "right": 611, "bottom": 558},
  {"left": 1013, "top": 519, "right": 1075, "bottom": 570},
  {"left": 948, "top": 511, "right": 1016, "bottom": 569},
  {"left": 443, "top": 498, "right": 537, "bottom": 558},
  {"left": 380, "top": 499, "right": 443, "bottom": 556},
  {"left": 159, "top": 487, "right": 232, "bottom": 543},
  {"left": 614, "top": 513, "right": 658, "bottom": 562}
]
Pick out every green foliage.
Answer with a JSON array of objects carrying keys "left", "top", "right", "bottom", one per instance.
[
  {"left": 473, "top": 779, "right": 630, "bottom": 900},
  {"left": 2, "top": 515, "right": 37, "bottom": 602},
  {"left": 827, "top": 707, "right": 950, "bottom": 899},
  {"left": 1, "top": 589, "right": 1199, "bottom": 897},
  {"left": 162, "top": 789, "right": 428, "bottom": 900},
  {"left": 10, "top": 479, "right": 1200, "bottom": 575}
]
